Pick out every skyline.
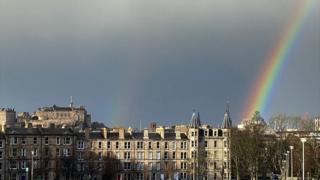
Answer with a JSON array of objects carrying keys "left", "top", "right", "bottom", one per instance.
[{"left": 0, "top": 0, "right": 319, "bottom": 128}]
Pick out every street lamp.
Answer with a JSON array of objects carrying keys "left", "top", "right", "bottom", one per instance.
[
  {"left": 286, "top": 150, "right": 290, "bottom": 180},
  {"left": 300, "top": 138, "right": 307, "bottom": 180},
  {"left": 289, "top": 146, "right": 294, "bottom": 179},
  {"left": 31, "top": 150, "right": 34, "bottom": 180},
  {"left": 284, "top": 153, "right": 288, "bottom": 180},
  {"left": 26, "top": 167, "right": 29, "bottom": 180}
]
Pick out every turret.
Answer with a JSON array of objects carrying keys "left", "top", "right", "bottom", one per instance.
[
  {"left": 190, "top": 109, "right": 201, "bottom": 128},
  {"left": 222, "top": 103, "right": 232, "bottom": 129}
]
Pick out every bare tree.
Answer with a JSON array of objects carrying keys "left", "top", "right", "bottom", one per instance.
[{"left": 102, "top": 153, "right": 122, "bottom": 180}]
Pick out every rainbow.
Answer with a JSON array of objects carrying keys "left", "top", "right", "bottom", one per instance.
[{"left": 243, "top": 0, "right": 316, "bottom": 119}]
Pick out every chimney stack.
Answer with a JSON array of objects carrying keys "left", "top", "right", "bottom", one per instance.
[
  {"left": 175, "top": 130, "right": 181, "bottom": 140},
  {"left": 156, "top": 126, "right": 165, "bottom": 139},
  {"left": 119, "top": 128, "right": 125, "bottom": 140},
  {"left": 101, "top": 128, "right": 107, "bottom": 139},
  {"left": 143, "top": 128, "right": 149, "bottom": 139}
]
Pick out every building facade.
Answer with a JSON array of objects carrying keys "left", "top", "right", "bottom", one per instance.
[{"left": 0, "top": 105, "right": 232, "bottom": 180}]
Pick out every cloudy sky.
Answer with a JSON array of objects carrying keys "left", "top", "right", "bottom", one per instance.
[{"left": 0, "top": 0, "right": 319, "bottom": 128}]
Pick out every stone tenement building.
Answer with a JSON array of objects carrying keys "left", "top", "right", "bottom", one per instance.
[{"left": 0, "top": 105, "right": 232, "bottom": 180}]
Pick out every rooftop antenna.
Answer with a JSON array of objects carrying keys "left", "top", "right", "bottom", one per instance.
[{"left": 69, "top": 96, "right": 74, "bottom": 108}]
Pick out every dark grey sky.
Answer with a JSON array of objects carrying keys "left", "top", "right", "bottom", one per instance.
[{"left": 0, "top": 0, "right": 319, "bottom": 128}]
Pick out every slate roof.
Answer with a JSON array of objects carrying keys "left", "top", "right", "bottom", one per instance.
[
  {"left": 6, "top": 127, "right": 74, "bottom": 135},
  {"left": 90, "top": 131, "right": 188, "bottom": 140}
]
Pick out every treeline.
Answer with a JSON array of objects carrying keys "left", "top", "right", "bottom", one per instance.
[
  {"left": 230, "top": 123, "right": 320, "bottom": 179},
  {"left": 268, "top": 113, "right": 315, "bottom": 132}
]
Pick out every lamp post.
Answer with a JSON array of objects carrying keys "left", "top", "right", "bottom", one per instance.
[
  {"left": 300, "top": 138, "right": 307, "bottom": 180},
  {"left": 286, "top": 150, "right": 290, "bottom": 180},
  {"left": 284, "top": 153, "right": 288, "bottom": 180},
  {"left": 289, "top": 146, "right": 294, "bottom": 179},
  {"left": 31, "top": 150, "right": 34, "bottom": 180},
  {"left": 26, "top": 167, "right": 29, "bottom": 180}
]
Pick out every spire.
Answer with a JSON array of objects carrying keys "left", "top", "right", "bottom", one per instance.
[
  {"left": 69, "top": 96, "right": 74, "bottom": 108},
  {"left": 222, "top": 102, "right": 232, "bottom": 129},
  {"left": 190, "top": 109, "right": 201, "bottom": 128}
]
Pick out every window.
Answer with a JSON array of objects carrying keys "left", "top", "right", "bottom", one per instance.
[
  {"left": 98, "top": 152, "right": 102, "bottom": 160},
  {"left": 137, "top": 152, "right": 144, "bottom": 160},
  {"left": 137, "top": 173, "right": 143, "bottom": 180},
  {"left": 33, "top": 148, "right": 38, "bottom": 157},
  {"left": 183, "top": 142, "right": 187, "bottom": 149},
  {"left": 0, "top": 140, "right": 3, "bottom": 148},
  {"left": 164, "top": 142, "right": 168, "bottom": 149},
  {"left": 148, "top": 142, "right": 152, "bottom": 149},
  {"left": 0, "top": 162, "right": 2, "bottom": 170},
  {"left": 205, "top": 141, "right": 208, "bottom": 148},
  {"left": 56, "top": 137, "right": 60, "bottom": 145},
  {"left": 191, "top": 132, "right": 194, "bottom": 136},
  {"left": 45, "top": 148, "right": 49, "bottom": 156},
  {"left": 172, "top": 152, "right": 176, "bottom": 159},
  {"left": 12, "top": 137, "right": 18, "bottom": 145},
  {"left": 0, "top": 151, "right": 2, "bottom": 159},
  {"left": 64, "top": 137, "right": 71, "bottom": 145},
  {"left": 180, "top": 142, "right": 187, "bottom": 149},
  {"left": 107, "top": 141, "right": 111, "bottom": 149},
  {"left": 214, "top": 141, "right": 217, "bottom": 147},
  {"left": 156, "top": 162, "right": 160, "bottom": 170},
  {"left": 172, "top": 142, "right": 176, "bottom": 149},
  {"left": 224, "top": 141, "right": 227, "bottom": 148},
  {"left": 45, "top": 137, "right": 49, "bottom": 145},
  {"left": 10, "top": 160, "right": 17, "bottom": 169},
  {"left": 124, "top": 162, "right": 131, "bottom": 170},
  {"left": 151, "top": 173, "right": 156, "bottom": 180},
  {"left": 156, "top": 152, "right": 160, "bottom": 160},
  {"left": 181, "top": 162, "right": 187, "bottom": 170},
  {"left": 98, "top": 141, "right": 102, "bottom": 149},
  {"left": 78, "top": 152, "right": 83, "bottom": 160},
  {"left": 116, "top": 142, "right": 119, "bottom": 149},
  {"left": 124, "top": 142, "right": 131, "bottom": 149},
  {"left": 136, "top": 163, "right": 144, "bottom": 170},
  {"left": 116, "top": 152, "right": 120, "bottom": 159},
  {"left": 56, "top": 148, "right": 60, "bottom": 156},
  {"left": 204, "top": 130, "right": 208, "bottom": 136},
  {"left": 12, "top": 148, "right": 17, "bottom": 157},
  {"left": 181, "top": 152, "right": 187, "bottom": 159},
  {"left": 137, "top": 142, "right": 143, "bottom": 149},
  {"left": 148, "top": 152, "right": 153, "bottom": 160},
  {"left": 191, "top": 151, "right": 197, "bottom": 158},
  {"left": 77, "top": 140, "right": 84, "bottom": 149},
  {"left": 191, "top": 141, "right": 194, "bottom": 147},
  {"left": 164, "top": 152, "right": 168, "bottom": 159},
  {"left": 21, "top": 161, "right": 27, "bottom": 169},
  {"left": 21, "top": 138, "right": 26, "bottom": 145},
  {"left": 63, "top": 148, "right": 70, "bottom": 157},
  {"left": 124, "top": 152, "right": 131, "bottom": 159},
  {"left": 33, "top": 137, "right": 37, "bottom": 145},
  {"left": 156, "top": 142, "right": 160, "bottom": 149},
  {"left": 148, "top": 162, "right": 153, "bottom": 170}
]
